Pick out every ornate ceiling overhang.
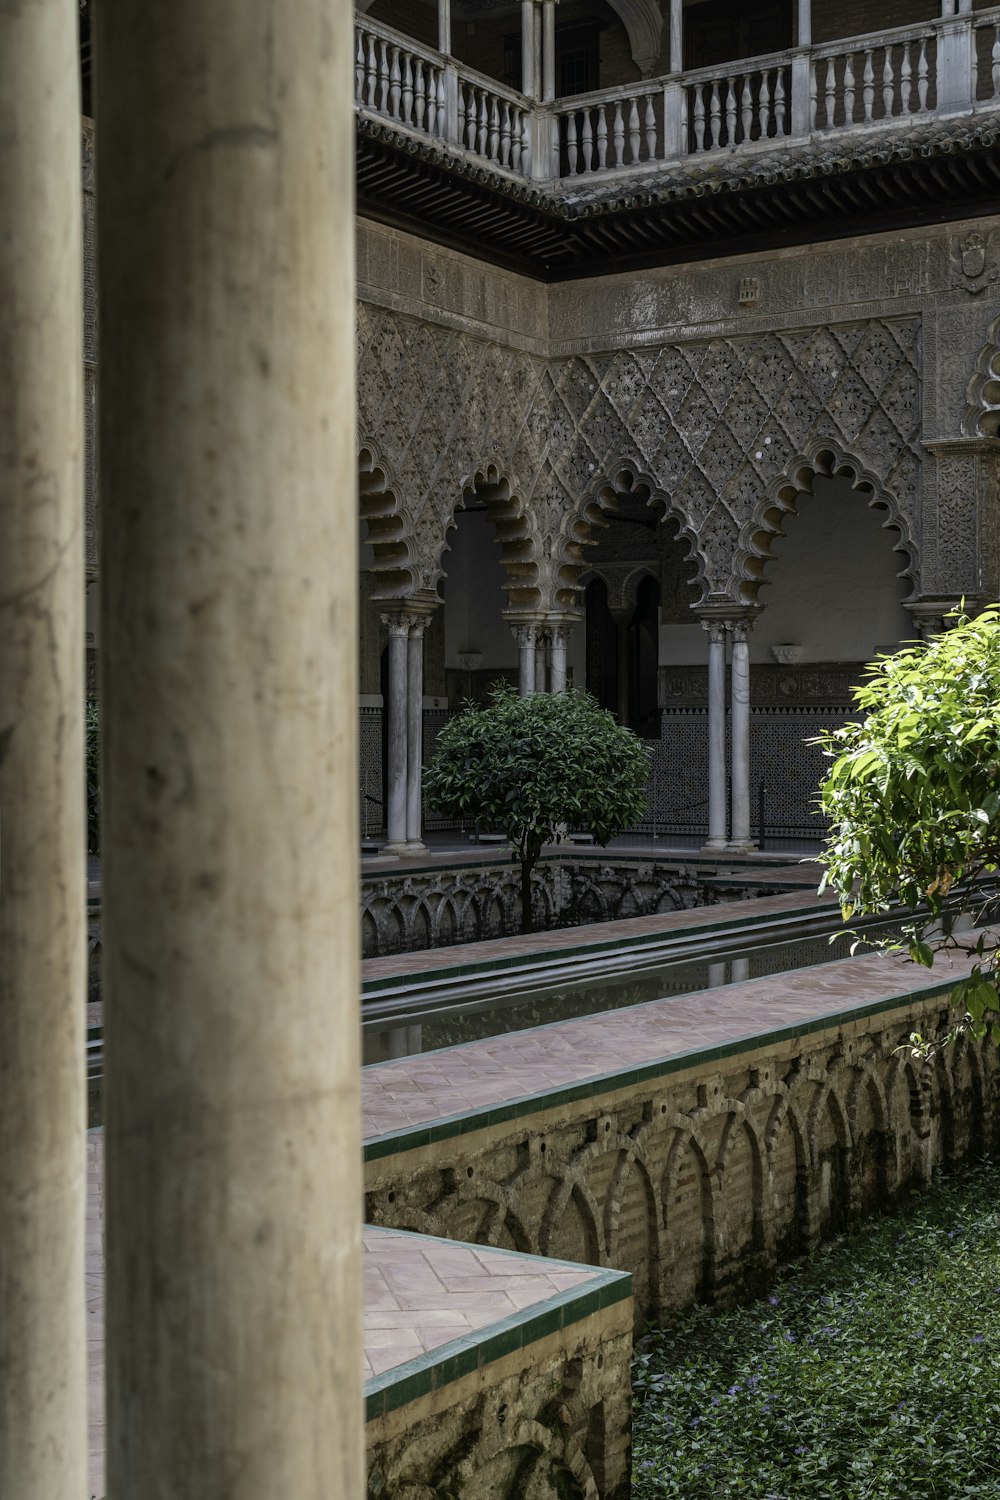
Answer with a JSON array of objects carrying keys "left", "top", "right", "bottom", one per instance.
[{"left": 356, "top": 112, "right": 1000, "bottom": 280}]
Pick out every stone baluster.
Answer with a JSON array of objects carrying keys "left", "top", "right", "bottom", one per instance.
[
  {"left": 0, "top": 1, "right": 87, "bottom": 1495},
  {"left": 95, "top": 0, "right": 364, "bottom": 1492},
  {"left": 382, "top": 613, "right": 411, "bottom": 852},
  {"left": 513, "top": 622, "right": 538, "bottom": 695},
  {"left": 407, "top": 617, "right": 428, "bottom": 852}
]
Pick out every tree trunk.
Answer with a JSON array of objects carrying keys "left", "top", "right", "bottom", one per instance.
[{"left": 519, "top": 849, "right": 537, "bottom": 934}]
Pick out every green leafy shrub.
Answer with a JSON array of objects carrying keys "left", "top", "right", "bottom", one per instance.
[
  {"left": 633, "top": 1164, "right": 1000, "bottom": 1499},
  {"left": 815, "top": 607, "right": 1000, "bottom": 1048},
  {"left": 423, "top": 686, "right": 648, "bottom": 933}
]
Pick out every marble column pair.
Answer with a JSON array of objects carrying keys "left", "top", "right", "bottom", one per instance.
[
  {"left": 382, "top": 612, "right": 429, "bottom": 853},
  {"left": 0, "top": 0, "right": 365, "bottom": 1495},
  {"left": 511, "top": 620, "right": 573, "bottom": 695},
  {"left": 701, "top": 615, "right": 756, "bottom": 853}
]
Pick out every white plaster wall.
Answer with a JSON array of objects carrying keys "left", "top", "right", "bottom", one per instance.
[{"left": 658, "top": 476, "right": 911, "bottom": 665}]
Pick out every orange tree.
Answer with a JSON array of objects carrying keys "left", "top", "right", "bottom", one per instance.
[
  {"left": 424, "top": 685, "right": 649, "bottom": 934},
  {"left": 815, "top": 606, "right": 1000, "bottom": 1051}
]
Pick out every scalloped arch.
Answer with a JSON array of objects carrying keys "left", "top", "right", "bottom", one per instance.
[
  {"left": 554, "top": 461, "right": 708, "bottom": 610},
  {"left": 359, "top": 441, "right": 416, "bottom": 600},
  {"left": 963, "top": 310, "right": 1000, "bottom": 436},
  {"left": 732, "top": 441, "right": 918, "bottom": 603}
]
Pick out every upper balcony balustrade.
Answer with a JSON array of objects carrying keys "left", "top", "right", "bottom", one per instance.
[{"left": 355, "top": 5, "right": 1000, "bottom": 186}]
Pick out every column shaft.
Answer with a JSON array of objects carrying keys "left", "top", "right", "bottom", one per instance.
[
  {"left": 514, "top": 625, "right": 537, "bottom": 695},
  {"left": 522, "top": 0, "right": 536, "bottom": 97},
  {"left": 797, "top": 0, "right": 811, "bottom": 47},
  {"left": 535, "top": 633, "right": 548, "bottom": 692},
  {"left": 542, "top": 0, "right": 557, "bottom": 102},
  {"left": 438, "top": 0, "right": 451, "bottom": 53},
  {"left": 406, "top": 624, "right": 426, "bottom": 848},
  {"left": 670, "top": 0, "right": 683, "bottom": 71},
  {"left": 0, "top": 2, "right": 86, "bottom": 1496},
  {"left": 549, "top": 625, "right": 569, "bottom": 693},
  {"left": 702, "top": 623, "right": 728, "bottom": 850},
  {"left": 613, "top": 613, "right": 630, "bottom": 725},
  {"left": 96, "top": 0, "right": 364, "bottom": 1493},
  {"left": 383, "top": 619, "right": 410, "bottom": 850},
  {"left": 730, "top": 622, "right": 754, "bottom": 848}
]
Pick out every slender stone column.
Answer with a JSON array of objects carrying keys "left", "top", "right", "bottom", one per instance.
[
  {"left": 729, "top": 619, "right": 755, "bottom": 849},
  {"left": 0, "top": 3, "right": 86, "bottom": 1496},
  {"left": 513, "top": 623, "right": 537, "bottom": 695},
  {"left": 96, "top": 0, "right": 364, "bottom": 1494},
  {"left": 406, "top": 619, "right": 427, "bottom": 851},
  {"left": 543, "top": 0, "right": 557, "bottom": 102},
  {"left": 670, "top": 0, "right": 683, "bottom": 71},
  {"left": 731, "top": 957, "right": 751, "bottom": 984},
  {"left": 535, "top": 630, "right": 549, "bottom": 692},
  {"left": 707, "top": 962, "right": 728, "bottom": 988},
  {"left": 438, "top": 0, "right": 452, "bottom": 54},
  {"left": 611, "top": 608, "right": 631, "bottom": 725},
  {"left": 701, "top": 620, "right": 728, "bottom": 851},
  {"left": 522, "top": 0, "right": 536, "bottom": 97},
  {"left": 382, "top": 614, "right": 411, "bottom": 852},
  {"left": 549, "top": 623, "right": 571, "bottom": 692},
  {"left": 797, "top": 0, "right": 811, "bottom": 47}
]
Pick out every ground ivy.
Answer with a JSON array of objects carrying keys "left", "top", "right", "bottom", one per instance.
[{"left": 632, "top": 1163, "right": 1000, "bottom": 1499}]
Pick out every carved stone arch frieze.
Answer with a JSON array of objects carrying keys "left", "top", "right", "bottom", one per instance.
[
  {"left": 732, "top": 440, "right": 919, "bottom": 603},
  {"left": 359, "top": 439, "right": 417, "bottom": 599},
  {"left": 436, "top": 457, "right": 543, "bottom": 614},
  {"left": 552, "top": 460, "right": 707, "bottom": 612},
  {"left": 963, "top": 310, "right": 1000, "bottom": 436}
]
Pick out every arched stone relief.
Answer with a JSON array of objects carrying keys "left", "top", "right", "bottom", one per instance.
[
  {"left": 962, "top": 309, "right": 1000, "bottom": 437},
  {"left": 358, "top": 302, "right": 922, "bottom": 611},
  {"left": 733, "top": 440, "right": 918, "bottom": 603}
]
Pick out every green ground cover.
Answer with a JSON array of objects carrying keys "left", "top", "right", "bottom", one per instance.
[{"left": 632, "top": 1163, "right": 1000, "bottom": 1499}]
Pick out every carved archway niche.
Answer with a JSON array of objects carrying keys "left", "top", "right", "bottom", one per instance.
[
  {"left": 734, "top": 443, "right": 917, "bottom": 605},
  {"left": 439, "top": 460, "right": 541, "bottom": 615},
  {"left": 359, "top": 442, "right": 416, "bottom": 600},
  {"left": 555, "top": 464, "right": 706, "bottom": 613}
]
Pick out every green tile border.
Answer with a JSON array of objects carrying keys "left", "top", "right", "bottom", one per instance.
[
  {"left": 364, "top": 1229, "right": 632, "bottom": 1422},
  {"left": 364, "top": 966, "right": 955, "bottom": 1163}
]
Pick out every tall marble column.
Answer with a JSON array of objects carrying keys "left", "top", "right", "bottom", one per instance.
[
  {"left": 382, "top": 614, "right": 411, "bottom": 852},
  {"left": 513, "top": 623, "right": 537, "bottom": 695},
  {"left": 669, "top": 0, "right": 683, "bottom": 70},
  {"left": 522, "top": 0, "right": 536, "bottom": 96},
  {"left": 729, "top": 618, "right": 755, "bottom": 850},
  {"left": 701, "top": 620, "right": 728, "bottom": 851},
  {"left": 0, "top": 2, "right": 86, "bottom": 1495},
  {"left": 549, "top": 622, "right": 571, "bottom": 693},
  {"left": 542, "top": 0, "right": 557, "bottom": 102},
  {"left": 535, "top": 629, "right": 549, "bottom": 692},
  {"left": 611, "top": 608, "right": 631, "bottom": 725},
  {"left": 96, "top": 0, "right": 364, "bottom": 1494},
  {"left": 438, "top": 0, "right": 451, "bottom": 53},
  {"left": 406, "top": 618, "right": 428, "bottom": 851}
]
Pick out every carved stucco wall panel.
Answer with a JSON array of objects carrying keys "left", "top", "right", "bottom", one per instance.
[{"left": 358, "top": 301, "right": 923, "bottom": 609}]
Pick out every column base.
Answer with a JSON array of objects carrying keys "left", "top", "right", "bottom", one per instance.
[
  {"left": 700, "top": 837, "right": 730, "bottom": 854},
  {"left": 403, "top": 839, "right": 428, "bottom": 855},
  {"left": 721, "top": 840, "right": 758, "bottom": 855},
  {"left": 380, "top": 840, "right": 409, "bottom": 856}
]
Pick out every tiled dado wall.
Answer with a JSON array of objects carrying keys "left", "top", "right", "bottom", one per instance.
[
  {"left": 363, "top": 989, "right": 998, "bottom": 1323},
  {"left": 360, "top": 698, "right": 850, "bottom": 842}
]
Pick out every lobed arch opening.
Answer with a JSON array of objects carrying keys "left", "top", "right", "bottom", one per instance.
[
  {"left": 358, "top": 443, "right": 415, "bottom": 600},
  {"left": 556, "top": 465, "right": 705, "bottom": 612},
  {"left": 437, "top": 463, "right": 541, "bottom": 615},
  {"left": 736, "top": 445, "right": 917, "bottom": 608}
]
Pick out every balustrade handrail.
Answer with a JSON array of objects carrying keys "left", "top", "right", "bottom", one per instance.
[
  {"left": 355, "top": 13, "right": 532, "bottom": 113},
  {"left": 354, "top": 14, "right": 444, "bottom": 71},
  {"left": 809, "top": 18, "right": 941, "bottom": 63},
  {"left": 675, "top": 45, "right": 801, "bottom": 93},
  {"left": 551, "top": 77, "right": 663, "bottom": 111}
]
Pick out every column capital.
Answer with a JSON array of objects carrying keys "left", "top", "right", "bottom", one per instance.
[
  {"left": 700, "top": 618, "right": 727, "bottom": 645},
  {"left": 380, "top": 612, "right": 412, "bottom": 638},
  {"left": 729, "top": 618, "right": 754, "bottom": 645},
  {"left": 511, "top": 621, "right": 538, "bottom": 647}
]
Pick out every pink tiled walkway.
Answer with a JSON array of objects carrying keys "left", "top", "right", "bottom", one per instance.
[{"left": 362, "top": 942, "right": 966, "bottom": 1143}]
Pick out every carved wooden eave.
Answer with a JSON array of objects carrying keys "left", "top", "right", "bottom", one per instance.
[{"left": 357, "top": 112, "right": 1000, "bottom": 280}]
